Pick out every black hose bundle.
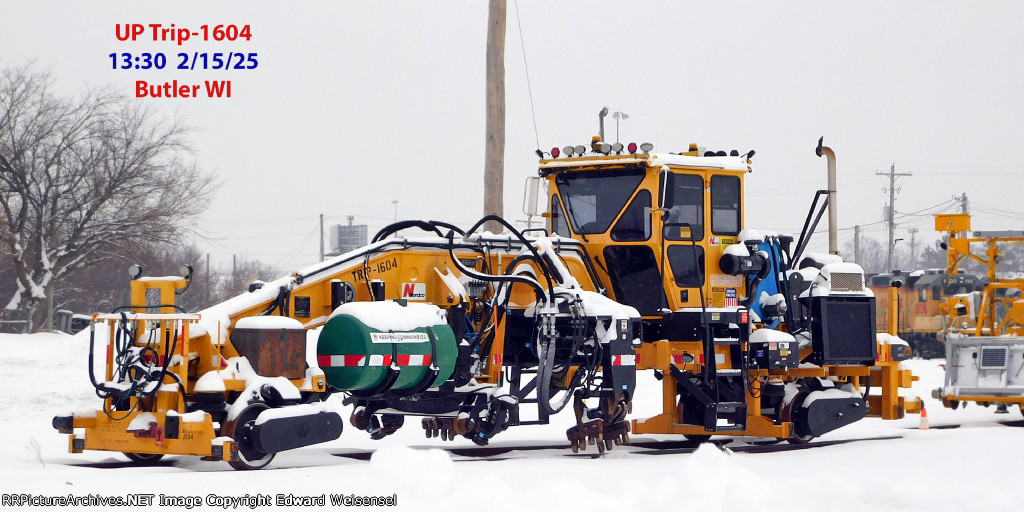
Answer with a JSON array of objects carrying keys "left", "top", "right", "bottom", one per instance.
[{"left": 86, "top": 312, "right": 181, "bottom": 420}]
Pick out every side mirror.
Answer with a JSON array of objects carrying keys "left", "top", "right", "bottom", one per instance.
[{"left": 522, "top": 176, "right": 542, "bottom": 217}]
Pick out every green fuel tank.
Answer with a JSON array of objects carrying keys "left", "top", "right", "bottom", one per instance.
[{"left": 316, "top": 300, "right": 457, "bottom": 391}]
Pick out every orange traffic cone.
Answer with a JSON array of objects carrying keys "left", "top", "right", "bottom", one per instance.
[{"left": 919, "top": 405, "right": 930, "bottom": 430}]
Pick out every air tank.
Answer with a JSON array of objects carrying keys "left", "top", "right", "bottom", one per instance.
[{"left": 316, "top": 300, "right": 457, "bottom": 391}]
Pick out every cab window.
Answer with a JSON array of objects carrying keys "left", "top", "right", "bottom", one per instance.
[
  {"left": 550, "top": 195, "right": 570, "bottom": 237},
  {"left": 663, "top": 173, "right": 704, "bottom": 241},
  {"left": 667, "top": 245, "right": 705, "bottom": 287},
  {"left": 710, "top": 175, "right": 741, "bottom": 235},
  {"left": 558, "top": 167, "right": 645, "bottom": 234},
  {"left": 611, "top": 190, "right": 651, "bottom": 242}
]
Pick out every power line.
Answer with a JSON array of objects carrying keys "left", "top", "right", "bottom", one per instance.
[{"left": 512, "top": 0, "right": 540, "bottom": 151}]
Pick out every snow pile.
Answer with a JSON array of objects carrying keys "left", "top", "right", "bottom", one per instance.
[
  {"left": 254, "top": 402, "right": 339, "bottom": 426},
  {"left": 197, "top": 274, "right": 295, "bottom": 342},
  {"left": 723, "top": 242, "right": 750, "bottom": 256},
  {"left": 370, "top": 445, "right": 454, "bottom": 485},
  {"left": 800, "top": 252, "right": 844, "bottom": 268},
  {"left": 234, "top": 316, "right": 304, "bottom": 330},
  {"left": 434, "top": 268, "right": 469, "bottom": 302},
  {"left": 1, "top": 332, "right": 1021, "bottom": 510},
  {"left": 750, "top": 327, "right": 796, "bottom": 343},
  {"left": 877, "top": 332, "right": 910, "bottom": 346}
]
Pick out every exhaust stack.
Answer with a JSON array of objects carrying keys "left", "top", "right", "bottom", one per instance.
[{"left": 816, "top": 137, "right": 838, "bottom": 255}]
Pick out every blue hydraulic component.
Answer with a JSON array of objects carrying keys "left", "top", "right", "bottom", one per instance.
[{"left": 748, "top": 238, "right": 788, "bottom": 329}]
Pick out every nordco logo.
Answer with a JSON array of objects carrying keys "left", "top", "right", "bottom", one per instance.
[{"left": 401, "top": 283, "right": 426, "bottom": 300}]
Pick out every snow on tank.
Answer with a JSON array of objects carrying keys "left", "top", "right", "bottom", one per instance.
[{"left": 329, "top": 301, "right": 447, "bottom": 331}]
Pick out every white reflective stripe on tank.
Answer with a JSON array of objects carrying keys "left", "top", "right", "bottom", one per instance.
[
  {"left": 317, "top": 354, "right": 389, "bottom": 367},
  {"left": 396, "top": 354, "right": 432, "bottom": 366},
  {"left": 317, "top": 354, "right": 432, "bottom": 367}
]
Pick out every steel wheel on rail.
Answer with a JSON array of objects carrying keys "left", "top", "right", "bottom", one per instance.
[
  {"left": 123, "top": 452, "right": 164, "bottom": 463},
  {"left": 222, "top": 403, "right": 275, "bottom": 470}
]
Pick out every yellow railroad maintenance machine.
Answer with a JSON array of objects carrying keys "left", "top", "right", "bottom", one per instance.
[
  {"left": 931, "top": 213, "right": 1024, "bottom": 415},
  {"left": 54, "top": 135, "right": 920, "bottom": 469}
]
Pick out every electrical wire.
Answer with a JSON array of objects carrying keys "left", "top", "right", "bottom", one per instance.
[{"left": 513, "top": 0, "right": 541, "bottom": 152}]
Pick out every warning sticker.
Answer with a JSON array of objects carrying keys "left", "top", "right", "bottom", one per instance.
[
  {"left": 370, "top": 332, "right": 429, "bottom": 344},
  {"left": 711, "top": 287, "right": 725, "bottom": 308},
  {"left": 710, "top": 274, "right": 744, "bottom": 288}
]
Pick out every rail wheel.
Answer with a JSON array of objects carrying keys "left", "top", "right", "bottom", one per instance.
[
  {"left": 223, "top": 403, "right": 275, "bottom": 470},
  {"left": 786, "top": 433, "right": 815, "bottom": 445},
  {"left": 123, "top": 452, "right": 164, "bottom": 463}
]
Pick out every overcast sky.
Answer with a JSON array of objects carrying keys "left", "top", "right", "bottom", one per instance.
[{"left": 4, "top": 1, "right": 1024, "bottom": 271}]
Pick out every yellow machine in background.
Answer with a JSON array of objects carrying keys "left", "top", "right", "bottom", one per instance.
[
  {"left": 56, "top": 133, "right": 921, "bottom": 469},
  {"left": 868, "top": 269, "right": 982, "bottom": 359},
  {"left": 931, "top": 214, "right": 1024, "bottom": 415}
]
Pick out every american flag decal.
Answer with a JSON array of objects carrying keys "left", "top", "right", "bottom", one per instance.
[{"left": 725, "top": 288, "right": 738, "bottom": 307}]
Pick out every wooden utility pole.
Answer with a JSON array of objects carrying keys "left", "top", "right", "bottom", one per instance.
[
  {"left": 876, "top": 163, "right": 911, "bottom": 272},
  {"left": 908, "top": 227, "right": 919, "bottom": 268},
  {"left": 483, "top": 0, "right": 506, "bottom": 234}
]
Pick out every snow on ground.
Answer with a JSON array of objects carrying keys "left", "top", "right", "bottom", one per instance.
[{"left": 1, "top": 331, "right": 1020, "bottom": 511}]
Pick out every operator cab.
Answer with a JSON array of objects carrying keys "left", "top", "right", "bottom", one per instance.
[{"left": 540, "top": 140, "right": 751, "bottom": 319}]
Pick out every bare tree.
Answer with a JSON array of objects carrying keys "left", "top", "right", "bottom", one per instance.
[
  {"left": 0, "top": 64, "right": 215, "bottom": 330},
  {"left": 219, "top": 256, "right": 275, "bottom": 300},
  {"left": 844, "top": 235, "right": 914, "bottom": 274}
]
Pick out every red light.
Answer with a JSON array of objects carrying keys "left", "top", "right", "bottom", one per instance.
[
  {"left": 627, "top": 142, "right": 637, "bottom": 154},
  {"left": 740, "top": 310, "right": 748, "bottom": 323},
  {"left": 551, "top": 147, "right": 560, "bottom": 158}
]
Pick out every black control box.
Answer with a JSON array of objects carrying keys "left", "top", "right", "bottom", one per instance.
[{"left": 748, "top": 340, "right": 798, "bottom": 369}]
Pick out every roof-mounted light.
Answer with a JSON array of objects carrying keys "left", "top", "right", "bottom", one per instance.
[
  {"left": 551, "top": 146, "right": 560, "bottom": 158},
  {"left": 599, "top": 143, "right": 612, "bottom": 155},
  {"left": 563, "top": 145, "right": 575, "bottom": 157},
  {"left": 574, "top": 144, "right": 586, "bottom": 156},
  {"left": 627, "top": 142, "right": 638, "bottom": 154},
  {"left": 611, "top": 142, "right": 624, "bottom": 154},
  {"left": 128, "top": 264, "right": 144, "bottom": 280},
  {"left": 640, "top": 142, "right": 654, "bottom": 153}
]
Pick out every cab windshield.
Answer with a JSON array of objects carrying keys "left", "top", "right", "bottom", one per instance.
[{"left": 556, "top": 167, "right": 645, "bottom": 234}]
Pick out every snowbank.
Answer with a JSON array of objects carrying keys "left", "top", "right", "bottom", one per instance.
[{"left": 0, "top": 333, "right": 1019, "bottom": 510}]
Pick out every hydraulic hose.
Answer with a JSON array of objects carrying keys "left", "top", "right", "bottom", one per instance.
[
  {"left": 463, "top": 214, "right": 559, "bottom": 303},
  {"left": 446, "top": 233, "right": 547, "bottom": 306}
]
